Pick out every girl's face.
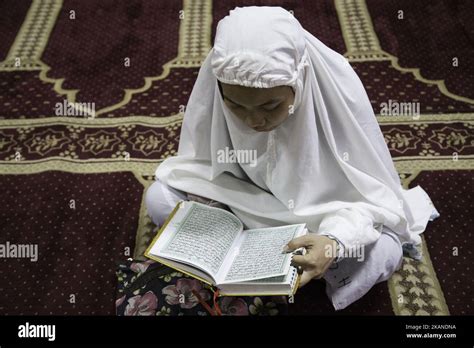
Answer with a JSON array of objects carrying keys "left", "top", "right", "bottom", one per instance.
[{"left": 219, "top": 81, "right": 295, "bottom": 132}]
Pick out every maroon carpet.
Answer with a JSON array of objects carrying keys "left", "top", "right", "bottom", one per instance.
[{"left": 0, "top": 0, "right": 472, "bottom": 315}]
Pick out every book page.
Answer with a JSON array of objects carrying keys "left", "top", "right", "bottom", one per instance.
[
  {"left": 159, "top": 202, "right": 243, "bottom": 277},
  {"left": 221, "top": 224, "right": 305, "bottom": 283},
  {"left": 245, "top": 274, "right": 287, "bottom": 283}
]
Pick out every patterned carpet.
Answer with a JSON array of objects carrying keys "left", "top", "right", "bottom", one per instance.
[{"left": 0, "top": 0, "right": 472, "bottom": 315}]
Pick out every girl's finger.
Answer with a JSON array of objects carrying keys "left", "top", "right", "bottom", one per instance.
[
  {"left": 298, "top": 271, "right": 313, "bottom": 288},
  {"left": 284, "top": 235, "right": 314, "bottom": 252},
  {"left": 291, "top": 254, "right": 313, "bottom": 267}
]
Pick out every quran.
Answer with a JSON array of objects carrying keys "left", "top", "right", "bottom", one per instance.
[{"left": 145, "top": 200, "right": 307, "bottom": 296}]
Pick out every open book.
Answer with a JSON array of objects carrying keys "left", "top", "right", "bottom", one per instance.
[{"left": 145, "top": 200, "right": 307, "bottom": 296}]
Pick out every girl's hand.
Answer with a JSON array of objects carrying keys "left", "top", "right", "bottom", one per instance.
[
  {"left": 283, "top": 234, "right": 338, "bottom": 288},
  {"left": 186, "top": 193, "right": 230, "bottom": 210},
  {"left": 186, "top": 192, "right": 214, "bottom": 204}
]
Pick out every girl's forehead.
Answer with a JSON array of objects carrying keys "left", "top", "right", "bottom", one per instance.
[{"left": 219, "top": 81, "right": 291, "bottom": 100}]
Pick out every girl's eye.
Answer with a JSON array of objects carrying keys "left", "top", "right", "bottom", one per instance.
[
  {"left": 226, "top": 101, "right": 240, "bottom": 108},
  {"left": 263, "top": 103, "right": 281, "bottom": 111}
]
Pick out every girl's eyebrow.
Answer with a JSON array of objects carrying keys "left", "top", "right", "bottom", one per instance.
[{"left": 223, "top": 95, "right": 281, "bottom": 106}]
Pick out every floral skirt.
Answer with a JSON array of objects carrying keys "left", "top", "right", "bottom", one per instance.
[{"left": 115, "top": 259, "right": 289, "bottom": 316}]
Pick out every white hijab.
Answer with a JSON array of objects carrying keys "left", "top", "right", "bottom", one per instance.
[{"left": 155, "top": 6, "right": 439, "bottom": 250}]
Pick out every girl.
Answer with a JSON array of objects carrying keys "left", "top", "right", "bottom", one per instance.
[{"left": 145, "top": 6, "right": 440, "bottom": 310}]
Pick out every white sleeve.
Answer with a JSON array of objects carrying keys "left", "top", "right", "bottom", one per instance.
[{"left": 317, "top": 207, "right": 383, "bottom": 259}]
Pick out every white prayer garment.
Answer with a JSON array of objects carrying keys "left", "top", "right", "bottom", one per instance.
[
  {"left": 154, "top": 6, "right": 440, "bottom": 254},
  {"left": 149, "top": 6, "right": 443, "bottom": 310}
]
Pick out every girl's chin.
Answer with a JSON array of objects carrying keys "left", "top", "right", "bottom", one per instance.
[{"left": 253, "top": 125, "right": 277, "bottom": 132}]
